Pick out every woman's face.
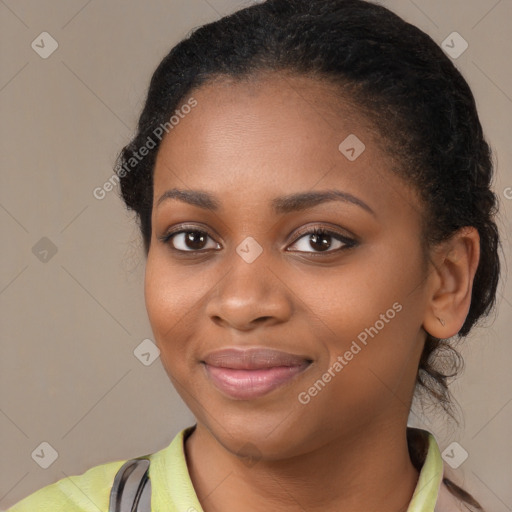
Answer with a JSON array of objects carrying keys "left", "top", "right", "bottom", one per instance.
[{"left": 145, "top": 73, "right": 432, "bottom": 458}]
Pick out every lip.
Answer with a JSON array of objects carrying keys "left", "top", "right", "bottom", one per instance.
[{"left": 201, "top": 347, "right": 312, "bottom": 400}]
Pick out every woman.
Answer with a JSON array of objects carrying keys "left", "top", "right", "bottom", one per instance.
[{"left": 8, "top": 0, "right": 501, "bottom": 510}]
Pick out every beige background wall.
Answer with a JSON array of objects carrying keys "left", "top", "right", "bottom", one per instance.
[{"left": 1, "top": 0, "right": 511, "bottom": 510}]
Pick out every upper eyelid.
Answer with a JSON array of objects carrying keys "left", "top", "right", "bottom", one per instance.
[
  {"left": 291, "top": 223, "right": 356, "bottom": 241},
  {"left": 160, "top": 223, "right": 220, "bottom": 242},
  {"left": 161, "top": 224, "right": 353, "bottom": 240}
]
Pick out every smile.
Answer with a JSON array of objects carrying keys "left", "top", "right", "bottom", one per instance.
[{"left": 203, "top": 362, "right": 311, "bottom": 400}]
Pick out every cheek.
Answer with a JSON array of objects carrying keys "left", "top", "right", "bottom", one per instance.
[
  {"left": 144, "top": 251, "right": 198, "bottom": 326},
  {"left": 319, "top": 250, "right": 417, "bottom": 340},
  {"left": 317, "top": 240, "right": 425, "bottom": 386},
  {"left": 144, "top": 255, "right": 193, "bottom": 349},
  {"left": 144, "top": 266, "right": 192, "bottom": 392},
  {"left": 143, "top": 253, "right": 215, "bottom": 375}
]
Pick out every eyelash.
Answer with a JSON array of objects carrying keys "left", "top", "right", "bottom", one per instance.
[{"left": 158, "top": 224, "right": 358, "bottom": 256}]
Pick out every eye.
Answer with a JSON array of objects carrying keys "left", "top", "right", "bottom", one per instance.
[
  {"left": 288, "top": 227, "right": 357, "bottom": 254},
  {"left": 159, "top": 226, "right": 220, "bottom": 252},
  {"left": 158, "top": 225, "right": 357, "bottom": 255}
]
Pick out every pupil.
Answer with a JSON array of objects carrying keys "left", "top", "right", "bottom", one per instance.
[
  {"left": 311, "top": 233, "right": 331, "bottom": 251},
  {"left": 186, "top": 231, "right": 206, "bottom": 250}
]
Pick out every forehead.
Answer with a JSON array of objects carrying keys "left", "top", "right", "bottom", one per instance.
[
  {"left": 160, "top": 73, "right": 369, "bottom": 159},
  {"left": 152, "top": 73, "right": 419, "bottom": 218}
]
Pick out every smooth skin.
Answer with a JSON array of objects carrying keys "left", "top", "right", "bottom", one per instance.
[{"left": 144, "top": 73, "right": 480, "bottom": 512}]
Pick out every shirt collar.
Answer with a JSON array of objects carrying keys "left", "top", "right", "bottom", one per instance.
[
  {"left": 148, "top": 425, "right": 444, "bottom": 512},
  {"left": 406, "top": 428, "right": 444, "bottom": 512}
]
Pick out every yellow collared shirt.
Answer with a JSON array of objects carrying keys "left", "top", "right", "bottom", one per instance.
[{"left": 7, "top": 427, "right": 463, "bottom": 512}]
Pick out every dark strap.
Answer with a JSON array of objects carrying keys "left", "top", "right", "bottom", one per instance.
[{"left": 109, "top": 458, "right": 151, "bottom": 512}]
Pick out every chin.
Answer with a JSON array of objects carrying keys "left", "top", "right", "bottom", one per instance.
[{"left": 203, "top": 411, "right": 320, "bottom": 462}]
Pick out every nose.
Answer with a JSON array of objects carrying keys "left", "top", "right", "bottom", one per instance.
[{"left": 205, "top": 248, "right": 293, "bottom": 331}]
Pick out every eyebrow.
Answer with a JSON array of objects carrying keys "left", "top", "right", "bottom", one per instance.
[{"left": 156, "top": 188, "right": 375, "bottom": 216}]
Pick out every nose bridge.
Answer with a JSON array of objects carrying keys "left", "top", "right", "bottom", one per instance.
[{"left": 205, "top": 236, "right": 292, "bottom": 328}]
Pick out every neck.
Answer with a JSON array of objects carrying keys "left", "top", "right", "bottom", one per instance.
[{"left": 185, "top": 419, "right": 419, "bottom": 512}]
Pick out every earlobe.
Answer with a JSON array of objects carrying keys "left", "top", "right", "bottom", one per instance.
[{"left": 423, "top": 227, "right": 480, "bottom": 339}]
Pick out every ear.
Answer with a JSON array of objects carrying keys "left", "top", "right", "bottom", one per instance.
[{"left": 423, "top": 226, "right": 480, "bottom": 339}]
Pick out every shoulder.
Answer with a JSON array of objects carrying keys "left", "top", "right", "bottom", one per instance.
[
  {"left": 6, "top": 458, "right": 129, "bottom": 512},
  {"left": 6, "top": 426, "right": 196, "bottom": 512}
]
